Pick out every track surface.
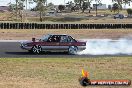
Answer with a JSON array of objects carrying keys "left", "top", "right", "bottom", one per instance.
[{"left": 0, "top": 42, "right": 132, "bottom": 58}]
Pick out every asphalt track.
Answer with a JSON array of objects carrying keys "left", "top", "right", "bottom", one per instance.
[{"left": 0, "top": 42, "right": 132, "bottom": 58}]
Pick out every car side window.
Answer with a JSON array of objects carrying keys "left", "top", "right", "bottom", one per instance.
[
  {"left": 60, "top": 36, "right": 68, "bottom": 42},
  {"left": 39, "top": 35, "right": 50, "bottom": 42},
  {"left": 47, "top": 35, "right": 60, "bottom": 42},
  {"left": 47, "top": 37, "right": 52, "bottom": 42},
  {"left": 60, "top": 36, "right": 76, "bottom": 43},
  {"left": 68, "top": 36, "right": 76, "bottom": 42}
]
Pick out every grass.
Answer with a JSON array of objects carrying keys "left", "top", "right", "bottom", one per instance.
[
  {"left": 0, "top": 10, "right": 131, "bottom": 23},
  {"left": 26, "top": 17, "right": 132, "bottom": 24},
  {"left": 26, "top": 9, "right": 132, "bottom": 23},
  {"left": 25, "top": 9, "right": 132, "bottom": 23},
  {"left": 0, "top": 57, "right": 132, "bottom": 88}
]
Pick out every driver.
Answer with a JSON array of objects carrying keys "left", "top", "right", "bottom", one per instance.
[{"left": 61, "top": 36, "right": 67, "bottom": 42}]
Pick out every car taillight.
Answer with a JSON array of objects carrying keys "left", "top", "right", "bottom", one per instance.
[{"left": 82, "top": 43, "right": 86, "bottom": 46}]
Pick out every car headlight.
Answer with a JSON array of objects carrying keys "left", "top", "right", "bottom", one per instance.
[{"left": 21, "top": 43, "right": 28, "bottom": 47}]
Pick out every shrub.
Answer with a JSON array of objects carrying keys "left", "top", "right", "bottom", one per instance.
[{"left": 127, "top": 8, "right": 132, "bottom": 16}]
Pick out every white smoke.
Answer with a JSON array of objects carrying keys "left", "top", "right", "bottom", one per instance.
[{"left": 78, "top": 38, "right": 132, "bottom": 55}]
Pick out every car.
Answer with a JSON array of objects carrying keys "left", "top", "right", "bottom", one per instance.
[
  {"left": 20, "top": 34, "right": 86, "bottom": 55},
  {"left": 114, "top": 14, "right": 124, "bottom": 19}
]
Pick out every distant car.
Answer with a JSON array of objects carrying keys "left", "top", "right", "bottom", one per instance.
[
  {"left": 114, "top": 14, "right": 124, "bottom": 19},
  {"left": 20, "top": 34, "right": 86, "bottom": 55},
  {"left": 46, "top": 11, "right": 56, "bottom": 16}
]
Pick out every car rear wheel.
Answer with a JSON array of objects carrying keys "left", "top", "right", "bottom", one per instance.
[
  {"left": 32, "top": 45, "right": 42, "bottom": 54},
  {"left": 68, "top": 46, "right": 78, "bottom": 55}
]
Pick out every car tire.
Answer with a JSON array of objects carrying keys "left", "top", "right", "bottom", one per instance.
[
  {"left": 68, "top": 46, "right": 78, "bottom": 55},
  {"left": 32, "top": 45, "right": 42, "bottom": 54}
]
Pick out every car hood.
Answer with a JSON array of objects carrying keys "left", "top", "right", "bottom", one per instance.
[
  {"left": 20, "top": 40, "right": 33, "bottom": 44},
  {"left": 20, "top": 38, "right": 43, "bottom": 44}
]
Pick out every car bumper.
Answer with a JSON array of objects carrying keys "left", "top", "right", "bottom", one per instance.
[{"left": 20, "top": 44, "right": 32, "bottom": 50}]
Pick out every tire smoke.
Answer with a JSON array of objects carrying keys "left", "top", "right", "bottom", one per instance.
[{"left": 78, "top": 39, "right": 132, "bottom": 55}]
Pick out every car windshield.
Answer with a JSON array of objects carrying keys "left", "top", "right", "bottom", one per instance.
[{"left": 40, "top": 34, "right": 51, "bottom": 41}]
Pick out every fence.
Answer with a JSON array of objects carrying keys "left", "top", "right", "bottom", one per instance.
[{"left": 0, "top": 23, "right": 132, "bottom": 29}]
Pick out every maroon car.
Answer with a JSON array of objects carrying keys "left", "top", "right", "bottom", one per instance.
[{"left": 20, "top": 34, "right": 86, "bottom": 54}]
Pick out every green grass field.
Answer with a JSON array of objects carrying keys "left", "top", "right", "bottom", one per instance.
[{"left": 0, "top": 57, "right": 131, "bottom": 88}]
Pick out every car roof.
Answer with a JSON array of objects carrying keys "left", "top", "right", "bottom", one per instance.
[{"left": 48, "top": 34, "right": 68, "bottom": 36}]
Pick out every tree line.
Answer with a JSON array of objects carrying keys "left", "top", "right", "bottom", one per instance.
[{"left": 8, "top": 0, "right": 132, "bottom": 22}]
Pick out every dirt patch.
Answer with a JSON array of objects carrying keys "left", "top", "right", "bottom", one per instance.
[{"left": 0, "top": 29, "right": 132, "bottom": 40}]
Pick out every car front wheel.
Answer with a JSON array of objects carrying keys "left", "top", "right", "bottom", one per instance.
[
  {"left": 32, "top": 45, "right": 42, "bottom": 54},
  {"left": 68, "top": 46, "right": 78, "bottom": 55}
]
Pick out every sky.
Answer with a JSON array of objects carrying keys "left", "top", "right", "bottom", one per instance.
[{"left": 0, "top": 0, "right": 131, "bottom": 8}]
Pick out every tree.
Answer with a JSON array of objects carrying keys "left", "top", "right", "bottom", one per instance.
[
  {"left": 58, "top": 5, "right": 65, "bottom": 12},
  {"left": 112, "top": 3, "right": 120, "bottom": 13},
  {"left": 14, "top": 0, "right": 25, "bottom": 21},
  {"left": 94, "top": 0, "right": 102, "bottom": 16},
  {"left": 74, "top": 0, "right": 82, "bottom": 7},
  {"left": 47, "top": 2, "right": 54, "bottom": 10},
  {"left": 74, "top": 0, "right": 101, "bottom": 13},
  {"left": 48, "top": 2, "right": 54, "bottom": 7},
  {"left": 82, "top": 0, "right": 94, "bottom": 13},
  {"left": 127, "top": 8, "right": 132, "bottom": 16},
  {"left": 87, "top": 0, "right": 93, "bottom": 13},
  {"left": 33, "top": 0, "right": 47, "bottom": 22},
  {"left": 112, "top": 0, "right": 132, "bottom": 10},
  {"left": 8, "top": 3, "right": 16, "bottom": 11},
  {"left": 82, "top": 1, "right": 88, "bottom": 13},
  {"left": 15, "top": 0, "right": 25, "bottom": 10},
  {"left": 108, "top": 5, "right": 112, "bottom": 12},
  {"left": 112, "top": 0, "right": 132, "bottom": 4},
  {"left": 66, "top": 1, "right": 74, "bottom": 11},
  {"left": 112, "top": 0, "right": 123, "bottom": 10}
]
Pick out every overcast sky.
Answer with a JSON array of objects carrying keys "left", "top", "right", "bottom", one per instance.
[{"left": 0, "top": 0, "right": 131, "bottom": 8}]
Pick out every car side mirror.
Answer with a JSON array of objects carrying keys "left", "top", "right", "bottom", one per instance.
[{"left": 32, "top": 38, "right": 35, "bottom": 42}]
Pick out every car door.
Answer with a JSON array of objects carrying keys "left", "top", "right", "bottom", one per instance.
[
  {"left": 41, "top": 35, "right": 60, "bottom": 51},
  {"left": 59, "top": 35, "right": 72, "bottom": 50}
]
